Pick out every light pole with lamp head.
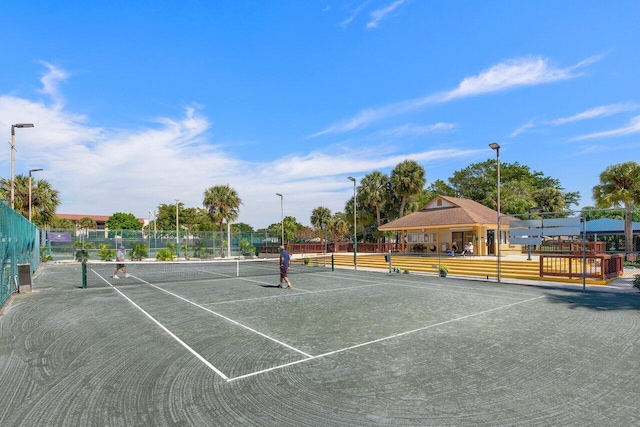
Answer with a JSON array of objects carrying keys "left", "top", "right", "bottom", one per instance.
[
  {"left": 10, "top": 123, "right": 34, "bottom": 209},
  {"left": 527, "top": 206, "right": 544, "bottom": 261},
  {"left": 28, "top": 168, "right": 43, "bottom": 222},
  {"left": 348, "top": 176, "right": 357, "bottom": 270},
  {"left": 276, "top": 193, "right": 284, "bottom": 246},
  {"left": 489, "top": 142, "right": 501, "bottom": 282}
]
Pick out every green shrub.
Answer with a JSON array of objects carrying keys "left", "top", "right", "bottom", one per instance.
[
  {"left": 98, "top": 244, "right": 115, "bottom": 261},
  {"left": 240, "top": 239, "right": 256, "bottom": 256},
  {"left": 130, "top": 243, "right": 148, "bottom": 261},
  {"left": 156, "top": 248, "right": 173, "bottom": 261},
  {"left": 40, "top": 247, "right": 53, "bottom": 262}
]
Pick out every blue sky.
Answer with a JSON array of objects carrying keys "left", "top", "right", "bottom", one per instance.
[{"left": 1, "top": 0, "right": 639, "bottom": 228}]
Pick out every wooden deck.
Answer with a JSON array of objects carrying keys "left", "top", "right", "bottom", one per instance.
[{"left": 329, "top": 253, "right": 613, "bottom": 286}]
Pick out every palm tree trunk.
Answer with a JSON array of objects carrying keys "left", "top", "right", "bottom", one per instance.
[{"left": 625, "top": 203, "right": 633, "bottom": 252}]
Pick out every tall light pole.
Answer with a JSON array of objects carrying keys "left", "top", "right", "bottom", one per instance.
[
  {"left": 175, "top": 199, "right": 180, "bottom": 246},
  {"left": 276, "top": 193, "right": 284, "bottom": 246},
  {"left": 28, "top": 168, "right": 43, "bottom": 222},
  {"left": 10, "top": 123, "right": 34, "bottom": 209},
  {"left": 348, "top": 176, "right": 357, "bottom": 270},
  {"left": 489, "top": 142, "right": 501, "bottom": 282},
  {"left": 148, "top": 210, "right": 153, "bottom": 254}
]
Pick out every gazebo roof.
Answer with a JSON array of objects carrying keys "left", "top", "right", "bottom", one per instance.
[
  {"left": 378, "top": 195, "right": 510, "bottom": 231},
  {"left": 585, "top": 218, "right": 640, "bottom": 233}
]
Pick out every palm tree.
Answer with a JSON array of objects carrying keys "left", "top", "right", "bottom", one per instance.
[
  {"left": 359, "top": 170, "right": 389, "bottom": 228},
  {"left": 0, "top": 174, "right": 60, "bottom": 226},
  {"left": 593, "top": 161, "right": 640, "bottom": 252},
  {"left": 310, "top": 206, "right": 332, "bottom": 231},
  {"left": 203, "top": 185, "right": 242, "bottom": 253},
  {"left": 390, "top": 160, "right": 426, "bottom": 217}
]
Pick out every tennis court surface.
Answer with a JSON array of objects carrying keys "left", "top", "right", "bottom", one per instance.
[{"left": 1, "top": 261, "right": 639, "bottom": 426}]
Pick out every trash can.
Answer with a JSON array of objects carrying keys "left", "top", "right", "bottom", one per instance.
[{"left": 18, "top": 263, "right": 32, "bottom": 293}]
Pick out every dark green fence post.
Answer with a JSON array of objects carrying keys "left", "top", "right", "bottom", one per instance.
[{"left": 82, "top": 261, "right": 87, "bottom": 289}]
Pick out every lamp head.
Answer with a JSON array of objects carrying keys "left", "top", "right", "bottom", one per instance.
[
  {"left": 489, "top": 142, "right": 500, "bottom": 150},
  {"left": 347, "top": 176, "right": 355, "bottom": 182}
]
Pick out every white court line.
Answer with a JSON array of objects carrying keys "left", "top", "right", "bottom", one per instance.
[
  {"left": 134, "top": 276, "right": 314, "bottom": 359},
  {"left": 91, "top": 270, "right": 229, "bottom": 381},
  {"left": 228, "top": 294, "right": 545, "bottom": 382}
]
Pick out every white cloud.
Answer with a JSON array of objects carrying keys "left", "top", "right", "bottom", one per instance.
[
  {"left": 37, "top": 62, "right": 68, "bottom": 106},
  {"left": 570, "top": 115, "right": 640, "bottom": 141},
  {"left": 378, "top": 122, "right": 456, "bottom": 138},
  {"left": 366, "top": 0, "right": 407, "bottom": 29},
  {"left": 576, "top": 141, "right": 640, "bottom": 155},
  {"left": 510, "top": 120, "right": 536, "bottom": 138},
  {"left": 0, "top": 64, "right": 485, "bottom": 228},
  {"left": 339, "top": 1, "right": 370, "bottom": 28},
  {"left": 549, "top": 102, "right": 638, "bottom": 125},
  {"left": 435, "top": 56, "right": 587, "bottom": 102},
  {"left": 311, "top": 55, "right": 600, "bottom": 137}
]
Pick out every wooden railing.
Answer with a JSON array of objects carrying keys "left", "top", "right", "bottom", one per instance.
[
  {"left": 539, "top": 241, "right": 606, "bottom": 254},
  {"left": 539, "top": 254, "right": 623, "bottom": 280},
  {"left": 260, "top": 242, "right": 401, "bottom": 255}
]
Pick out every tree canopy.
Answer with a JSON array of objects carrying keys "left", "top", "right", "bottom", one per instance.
[
  {"left": 446, "top": 160, "right": 580, "bottom": 215},
  {"left": 106, "top": 212, "right": 142, "bottom": 230},
  {"left": 592, "top": 161, "right": 640, "bottom": 252},
  {"left": 203, "top": 184, "right": 242, "bottom": 243},
  {"left": 0, "top": 174, "right": 60, "bottom": 226}
]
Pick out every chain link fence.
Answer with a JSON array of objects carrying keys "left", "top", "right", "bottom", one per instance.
[
  {"left": 1, "top": 202, "right": 40, "bottom": 309},
  {"left": 42, "top": 229, "right": 282, "bottom": 261}
]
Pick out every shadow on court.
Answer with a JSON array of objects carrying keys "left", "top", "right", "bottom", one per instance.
[
  {"left": 544, "top": 288, "right": 640, "bottom": 311},
  {"left": 1, "top": 263, "right": 639, "bottom": 426}
]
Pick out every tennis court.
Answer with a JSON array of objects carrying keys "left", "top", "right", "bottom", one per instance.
[{"left": 1, "top": 260, "right": 639, "bottom": 426}]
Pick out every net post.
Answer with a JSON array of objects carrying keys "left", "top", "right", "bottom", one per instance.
[
  {"left": 81, "top": 261, "right": 87, "bottom": 288},
  {"left": 331, "top": 253, "right": 334, "bottom": 271}
]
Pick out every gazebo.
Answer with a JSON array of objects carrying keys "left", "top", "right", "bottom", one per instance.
[{"left": 378, "top": 195, "right": 518, "bottom": 256}]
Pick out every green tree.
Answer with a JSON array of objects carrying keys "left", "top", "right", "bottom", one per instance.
[
  {"left": 310, "top": 206, "right": 332, "bottom": 231},
  {"left": 421, "top": 179, "right": 457, "bottom": 206},
  {"left": 582, "top": 206, "right": 640, "bottom": 221},
  {"left": 327, "top": 213, "right": 349, "bottom": 243},
  {"left": 0, "top": 174, "right": 61, "bottom": 226},
  {"left": 203, "top": 184, "right": 242, "bottom": 252},
  {"left": 282, "top": 216, "right": 301, "bottom": 243},
  {"left": 359, "top": 171, "right": 390, "bottom": 228},
  {"left": 231, "top": 222, "right": 254, "bottom": 233},
  {"left": 155, "top": 203, "right": 180, "bottom": 231},
  {"left": 449, "top": 160, "right": 579, "bottom": 215},
  {"left": 593, "top": 161, "right": 640, "bottom": 252},
  {"left": 50, "top": 216, "right": 75, "bottom": 229},
  {"left": 390, "top": 160, "right": 426, "bottom": 217},
  {"left": 106, "top": 212, "right": 142, "bottom": 230},
  {"left": 77, "top": 217, "right": 97, "bottom": 230}
]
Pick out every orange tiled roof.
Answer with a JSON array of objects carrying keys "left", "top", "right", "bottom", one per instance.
[
  {"left": 57, "top": 214, "right": 110, "bottom": 222},
  {"left": 378, "top": 195, "right": 512, "bottom": 230},
  {"left": 57, "top": 214, "right": 144, "bottom": 224}
]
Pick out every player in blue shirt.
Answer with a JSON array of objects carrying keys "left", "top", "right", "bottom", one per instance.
[{"left": 277, "top": 245, "right": 293, "bottom": 289}]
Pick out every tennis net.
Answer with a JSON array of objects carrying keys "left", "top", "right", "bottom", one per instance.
[{"left": 82, "top": 254, "right": 333, "bottom": 287}]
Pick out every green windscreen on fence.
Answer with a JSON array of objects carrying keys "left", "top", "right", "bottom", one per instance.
[{"left": 1, "top": 201, "right": 39, "bottom": 308}]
